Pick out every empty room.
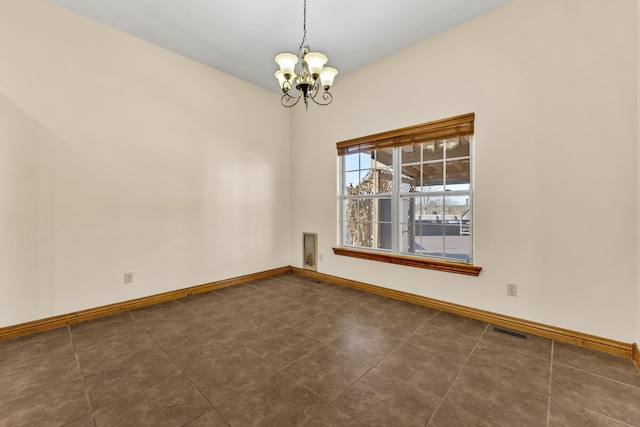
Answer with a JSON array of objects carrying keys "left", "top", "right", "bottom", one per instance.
[{"left": 1, "top": 0, "right": 639, "bottom": 425}]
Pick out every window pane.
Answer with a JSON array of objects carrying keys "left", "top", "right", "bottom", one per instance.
[
  {"left": 343, "top": 198, "right": 392, "bottom": 249},
  {"left": 401, "top": 196, "right": 442, "bottom": 254},
  {"left": 399, "top": 174, "right": 414, "bottom": 193},
  {"left": 444, "top": 234, "right": 471, "bottom": 262},
  {"left": 346, "top": 171, "right": 373, "bottom": 195},
  {"left": 345, "top": 168, "right": 392, "bottom": 195},
  {"left": 446, "top": 159, "right": 470, "bottom": 190},
  {"left": 359, "top": 151, "right": 375, "bottom": 168},
  {"left": 376, "top": 147, "right": 393, "bottom": 168},
  {"left": 445, "top": 137, "right": 470, "bottom": 159},
  {"left": 344, "top": 153, "right": 361, "bottom": 172},
  {"left": 376, "top": 198, "right": 392, "bottom": 249},
  {"left": 399, "top": 197, "right": 413, "bottom": 224},
  {"left": 400, "top": 196, "right": 446, "bottom": 224},
  {"left": 420, "top": 163, "right": 444, "bottom": 192},
  {"left": 345, "top": 221, "right": 393, "bottom": 250},
  {"left": 354, "top": 170, "right": 374, "bottom": 194},
  {"left": 401, "top": 144, "right": 422, "bottom": 164},
  {"left": 355, "top": 199, "right": 371, "bottom": 222},
  {"left": 373, "top": 169, "right": 393, "bottom": 194},
  {"left": 344, "top": 199, "right": 359, "bottom": 227},
  {"left": 344, "top": 171, "right": 360, "bottom": 194},
  {"left": 443, "top": 196, "right": 471, "bottom": 262},
  {"left": 405, "top": 225, "right": 444, "bottom": 257},
  {"left": 343, "top": 221, "right": 356, "bottom": 246},
  {"left": 444, "top": 195, "right": 470, "bottom": 222},
  {"left": 422, "top": 141, "right": 444, "bottom": 162},
  {"left": 422, "top": 195, "right": 444, "bottom": 219},
  {"left": 401, "top": 165, "right": 421, "bottom": 192},
  {"left": 377, "top": 222, "right": 392, "bottom": 250},
  {"left": 344, "top": 221, "right": 371, "bottom": 247}
]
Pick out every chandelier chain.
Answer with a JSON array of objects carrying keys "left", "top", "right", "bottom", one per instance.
[{"left": 298, "top": 0, "right": 307, "bottom": 56}]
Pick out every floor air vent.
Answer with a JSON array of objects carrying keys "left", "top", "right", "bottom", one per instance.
[{"left": 493, "top": 327, "right": 528, "bottom": 340}]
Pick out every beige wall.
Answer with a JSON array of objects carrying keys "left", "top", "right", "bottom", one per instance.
[
  {"left": 290, "top": 0, "right": 639, "bottom": 343},
  {"left": 0, "top": 0, "right": 291, "bottom": 327}
]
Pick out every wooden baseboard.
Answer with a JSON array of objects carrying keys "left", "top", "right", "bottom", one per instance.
[
  {"left": 0, "top": 266, "right": 291, "bottom": 341},
  {"left": 292, "top": 267, "right": 634, "bottom": 359},
  {"left": 2, "top": 264, "right": 636, "bottom": 368}
]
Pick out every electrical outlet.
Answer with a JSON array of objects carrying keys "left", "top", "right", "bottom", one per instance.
[
  {"left": 124, "top": 272, "right": 133, "bottom": 284},
  {"left": 507, "top": 283, "right": 517, "bottom": 297},
  {"left": 319, "top": 253, "right": 324, "bottom": 262}
]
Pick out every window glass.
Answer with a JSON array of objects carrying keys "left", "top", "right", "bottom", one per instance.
[
  {"left": 422, "top": 141, "right": 444, "bottom": 162},
  {"left": 343, "top": 197, "right": 392, "bottom": 250},
  {"left": 444, "top": 137, "right": 470, "bottom": 158},
  {"left": 446, "top": 159, "right": 470, "bottom": 190}
]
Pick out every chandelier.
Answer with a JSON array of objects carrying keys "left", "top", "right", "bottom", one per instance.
[{"left": 274, "top": 0, "right": 338, "bottom": 109}]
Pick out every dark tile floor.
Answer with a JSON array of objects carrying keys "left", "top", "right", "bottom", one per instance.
[{"left": 1, "top": 273, "right": 640, "bottom": 426}]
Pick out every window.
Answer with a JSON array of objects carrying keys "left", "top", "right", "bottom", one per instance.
[{"left": 337, "top": 113, "right": 478, "bottom": 272}]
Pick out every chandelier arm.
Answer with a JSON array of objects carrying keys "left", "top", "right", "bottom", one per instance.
[
  {"left": 310, "top": 90, "right": 333, "bottom": 106},
  {"left": 308, "top": 82, "right": 319, "bottom": 98},
  {"left": 281, "top": 80, "right": 293, "bottom": 94},
  {"left": 281, "top": 93, "right": 302, "bottom": 108}
]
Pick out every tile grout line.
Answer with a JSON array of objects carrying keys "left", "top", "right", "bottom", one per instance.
[
  {"left": 126, "top": 310, "right": 231, "bottom": 427},
  {"left": 66, "top": 324, "right": 97, "bottom": 427},
  {"left": 552, "top": 361, "right": 640, "bottom": 388},
  {"left": 174, "top": 285, "right": 327, "bottom": 378},
  {"left": 426, "top": 322, "right": 491, "bottom": 427},
  {"left": 366, "top": 311, "right": 441, "bottom": 371},
  {"left": 542, "top": 350, "right": 637, "bottom": 427},
  {"left": 275, "top": 290, "right": 452, "bottom": 424},
  {"left": 262, "top": 285, "right": 386, "bottom": 422},
  {"left": 577, "top": 408, "right": 636, "bottom": 427},
  {"left": 183, "top": 279, "right": 368, "bottom": 423},
  {"left": 277, "top": 340, "right": 326, "bottom": 373}
]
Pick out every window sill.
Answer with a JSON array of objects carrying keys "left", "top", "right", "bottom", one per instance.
[{"left": 332, "top": 247, "right": 482, "bottom": 276}]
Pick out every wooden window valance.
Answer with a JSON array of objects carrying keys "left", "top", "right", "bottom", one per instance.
[{"left": 336, "top": 113, "right": 475, "bottom": 156}]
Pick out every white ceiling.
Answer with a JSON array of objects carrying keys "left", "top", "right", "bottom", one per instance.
[{"left": 50, "top": 0, "right": 514, "bottom": 92}]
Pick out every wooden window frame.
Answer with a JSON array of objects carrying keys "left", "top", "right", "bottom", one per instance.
[
  {"left": 337, "top": 113, "right": 475, "bottom": 155},
  {"left": 332, "top": 247, "right": 481, "bottom": 276}
]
